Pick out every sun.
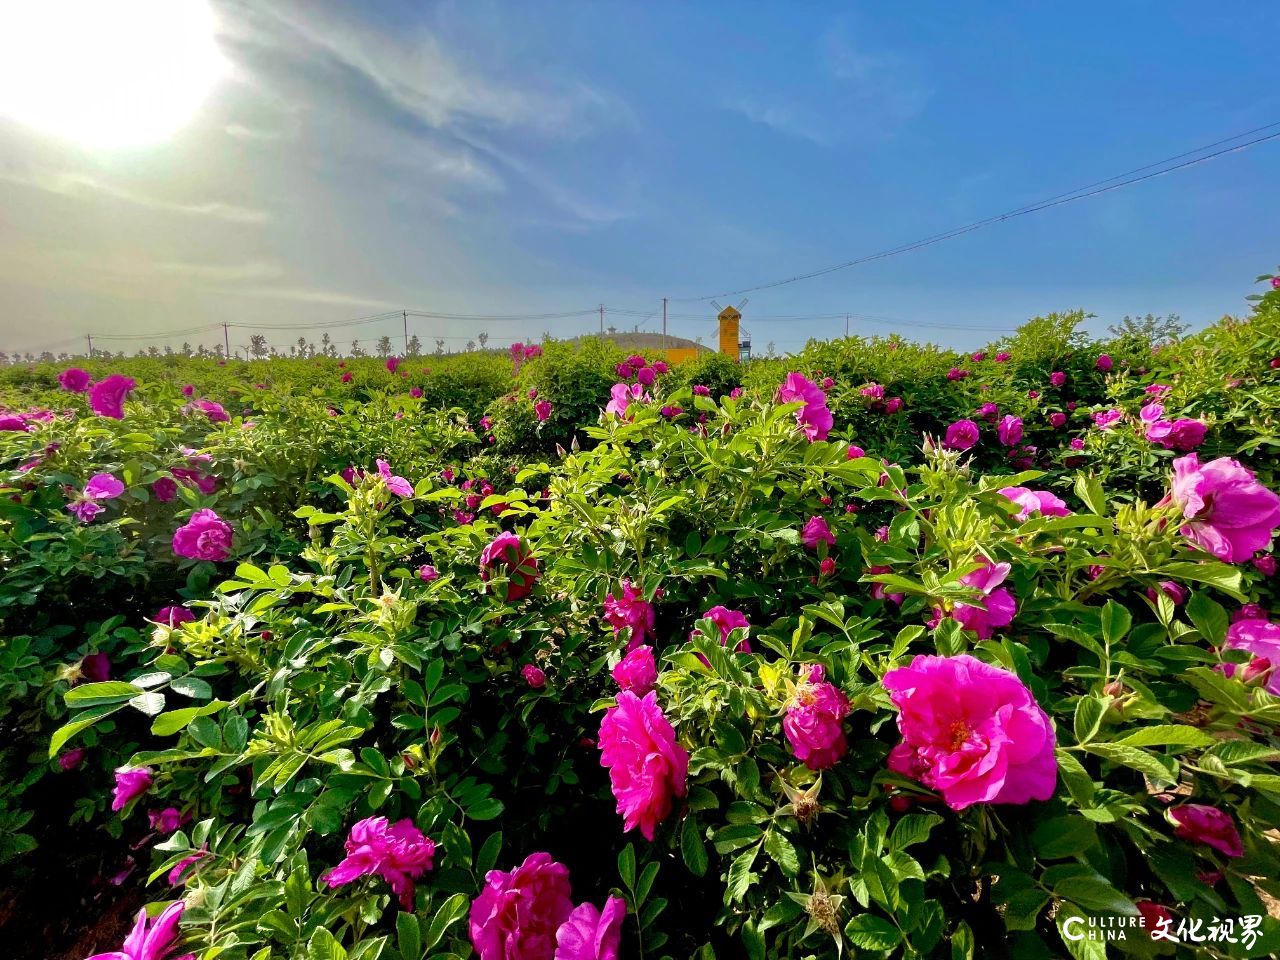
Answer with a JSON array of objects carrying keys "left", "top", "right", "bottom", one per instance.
[{"left": 0, "top": 0, "right": 225, "bottom": 149}]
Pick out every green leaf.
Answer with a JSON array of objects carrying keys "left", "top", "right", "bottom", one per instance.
[
  {"left": 1155, "top": 561, "right": 1245, "bottom": 601},
  {"left": 1185, "top": 591, "right": 1229, "bottom": 645},
  {"left": 681, "top": 817, "right": 709, "bottom": 877},
  {"left": 48, "top": 702, "right": 124, "bottom": 757},
  {"left": 844, "top": 914, "right": 901, "bottom": 951},
  {"left": 150, "top": 700, "right": 229, "bottom": 736},
  {"left": 169, "top": 676, "right": 213, "bottom": 699},
  {"left": 1031, "top": 816, "right": 1098, "bottom": 859},
  {"left": 421, "top": 893, "right": 468, "bottom": 951},
  {"left": 1112, "top": 724, "right": 1215, "bottom": 749},
  {"left": 308, "top": 926, "right": 348, "bottom": 960},
  {"left": 64, "top": 681, "right": 142, "bottom": 708},
  {"left": 396, "top": 912, "right": 420, "bottom": 960},
  {"left": 1100, "top": 601, "right": 1131, "bottom": 645},
  {"left": 1073, "top": 695, "right": 1109, "bottom": 745},
  {"left": 1074, "top": 474, "right": 1106, "bottom": 515},
  {"left": 726, "top": 846, "right": 758, "bottom": 903},
  {"left": 763, "top": 829, "right": 799, "bottom": 877},
  {"left": 617, "top": 843, "right": 636, "bottom": 890},
  {"left": 129, "top": 691, "right": 166, "bottom": 716},
  {"left": 1055, "top": 749, "right": 1096, "bottom": 807},
  {"left": 1084, "top": 742, "right": 1178, "bottom": 782},
  {"left": 890, "top": 812, "right": 941, "bottom": 850}
]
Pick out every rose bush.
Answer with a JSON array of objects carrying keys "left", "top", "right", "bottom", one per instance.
[{"left": 0, "top": 272, "right": 1279, "bottom": 958}]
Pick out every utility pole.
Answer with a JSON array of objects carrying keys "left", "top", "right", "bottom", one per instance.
[
  {"left": 86, "top": 334, "right": 93, "bottom": 358},
  {"left": 845, "top": 314, "right": 850, "bottom": 338},
  {"left": 223, "top": 322, "right": 230, "bottom": 358},
  {"left": 599, "top": 304, "right": 605, "bottom": 335},
  {"left": 402, "top": 310, "right": 408, "bottom": 353},
  {"left": 662, "top": 297, "right": 668, "bottom": 351}
]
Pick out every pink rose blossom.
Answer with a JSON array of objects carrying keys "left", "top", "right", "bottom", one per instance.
[
  {"left": 1145, "top": 384, "right": 1171, "bottom": 398},
  {"left": 1145, "top": 581, "right": 1189, "bottom": 606},
  {"left": 418, "top": 564, "right": 439, "bottom": 582},
  {"left": 784, "top": 673, "right": 850, "bottom": 770},
  {"left": 522, "top": 664, "right": 547, "bottom": 689},
  {"left": 1140, "top": 402, "right": 1165, "bottom": 423},
  {"left": 112, "top": 767, "right": 154, "bottom": 811},
  {"left": 324, "top": 816, "right": 436, "bottom": 909},
  {"left": 410, "top": 386, "right": 423, "bottom": 398},
  {"left": 1169, "top": 454, "right": 1280, "bottom": 563},
  {"left": 152, "top": 477, "right": 178, "bottom": 502},
  {"left": 946, "top": 367, "right": 969, "bottom": 381},
  {"left": 1167, "top": 805, "right": 1244, "bottom": 858},
  {"left": 999, "top": 487, "right": 1070, "bottom": 521},
  {"left": 169, "top": 848, "right": 208, "bottom": 886},
  {"left": 846, "top": 444, "right": 866, "bottom": 459},
  {"left": 777, "top": 373, "right": 832, "bottom": 442},
  {"left": 943, "top": 419, "right": 980, "bottom": 451},
  {"left": 701, "top": 605, "right": 751, "bottom": 652},
  {"left": 341, "top": 372, "right": 353, "bottom": 383},
  {"left": 81, "top": 652, "right": 111, "bottom": 682},
  {"left": 1049, "top": 371, "right": 1066, "bottom": 387},
  {"left": 376, "top": 459, "right": 414, "bottom": 498},
  {"left": 1093, "top": 409, "right": 1123, "bottom": 429},
  {"left": 951, "top": 558, "right": 1017, "bottom": 638},
  {"left": 172, "top": 509, "right": 233, "bottom": 562},
  {"left": 469, "top": 852, "right": 574, "bottom": 960},
  {"left": 148, "top": 807, "right": 186, "bottom": 834},
  {"left": 554, "top": 896, "right": 625, "bottom": 960},
  {"left": 59, "top": 368, "right": 90, "bottom": 392},
  {"left": 68, "top": 472, "right": 125, "bottom": 523},
  {"left": 1223, "top": 619, "right": 1280, "bottom": 695},
  {"left": 186, "top": 399, "right": 229, "bottom": 422},
  {"left": 1254, "top": 554, "right": 1277, "bottom": 576},
  {"left": 480, "top": 532, "right": 539, "bottom": 601},
  {"left": 598, "top": 691, "right": 689, "bottom": 840},
  {"left": 59, "top": 747, "right": 86, "bottom": 771},
  {"left": 154, "top": 606, "right": 195, "bottom": 628},
  {"left": 1145, "top": 419, "right": 1207, "bottom": 452},
  {"left": 994, "top": 352, "right": 1011, "bottom": 362},
  {"left": 1048, "top": 412, "right": 1067, "bottom": 427},
  {"left": 885, "top": 397, "right": 903, "bottom": 413},
  {"left": 605, "top": 382, "right": 645, "bottom": 418},
  {"left": 86, "top": 900, "right": 189, "bottom": 960},
  {"left": 386, "top": 357, "right": 401, "bottom": 373},
  {"left": 602, "top": 580, "right": 656, "bottom": 648},
  {"left": 88, "top": 374, "right": 136, "bottom": 419},
  {"left": 882, "top": 654, "right": 1057, "bottom": 810},
  {"left": 181, "top": 384, "right": 195, "bottom": 397},
  {"left": 1070, "top": 437, "right": 1085, "bottom": 450},
  {"left": 535, "top": 400, "right": 553, "bottom": 421},
  {"left": 819, "top": 556, "right": 836, "bottom": 576},
  {"left": 612, "top": 645, "right": 658, "bottom": 696},
  {"left": 801, "top": 516, "right": 835, "bottom": 549},
  {"left": 860, "top": 382, "right": 884, "bottom": 399},
  {"left": 1095, "top": 354, "right": 1113, "bottom": 371},
  {"left": 997, "top": 415, "right": 1023, "bottom": 447}
]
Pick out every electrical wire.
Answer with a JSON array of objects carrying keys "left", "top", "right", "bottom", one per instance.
[{"left": 673, "top": 122, "right": 1280, "bottom": 301}]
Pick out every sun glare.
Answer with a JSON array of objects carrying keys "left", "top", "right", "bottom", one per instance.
[{"left": 0, "top": 0, "right": 225, "bottom": 149}]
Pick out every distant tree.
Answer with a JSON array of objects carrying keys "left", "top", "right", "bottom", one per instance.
[
  {"left": 694, "top": 336, "right": 703, "bottom": 345},
  {"left": 434, "top": 338, "right": 445, "bottom": 356},
  {"left": 1107, "top": 313, "right": 1186, "bottom": 348},
  {"left": 181, "top": 342, "right": 192, "bottom": 356},
  {"left": 249, "top": 334, "right": 269, "bottom": 359},
  {"left": 477, "top": 332, "right": 489, "bottom": 349},
  {"left": 163, "top": 344, "right": 174, "bottom": 356},
  {"left": 0, "top": 351, "right": 8, "bottom": 364},
  {"left": 40, "top": 351, "right": 54, "bottom": 362},
  {"left": 319, "top": 333, "right": 333, "bottom": 358},
  {"left": 766, "top": 341, "right": 777, "bottom": 357},
  {"left": 406, "top": 335, "right": 422, "bottom": 357},
  {"left": 295, "top": 336, "right": 307, "bottom": 356},
  {"left": 214, "top": 344, "right": 225, "bottom": 359},
  {"left": 376, "top": 335, "right": 393, "bottom": 358},
  {"left": 466, "top": 340, "right": 476, "bottom": 352},
  {"left": 146, "top": 345, "right": 159, "bottom": 358},
  {"left": 350, "top": 339, "right": 366, "bottom": 358},
  {"left": 136, "top": 349, "right": 147, "bottom": 358},
  {"left": 195, "top": 343, "right": 207, "bottom": 357},
  {"left": 57, "top": 352, "right": 69, "bottom": 361}
]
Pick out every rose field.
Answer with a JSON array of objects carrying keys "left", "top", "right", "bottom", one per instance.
[{"left": 3, "top": 272, "right": 1280, "bottom": 960}]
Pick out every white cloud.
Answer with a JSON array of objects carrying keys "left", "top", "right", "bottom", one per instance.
[{"left": 0, "top": 167, "right": 269, "bottom": 222}]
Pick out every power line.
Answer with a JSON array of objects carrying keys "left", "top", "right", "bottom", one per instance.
[{"left": 674, "top": 120, "right": 1280, "bottom": 301}]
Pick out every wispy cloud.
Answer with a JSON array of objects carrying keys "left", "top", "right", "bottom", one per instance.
[
  {"left": 0, "top": 168, "right": 270, "bottom": 222},
  {"left": 727, "top": 19, "right": 929, "bottom": 145}
]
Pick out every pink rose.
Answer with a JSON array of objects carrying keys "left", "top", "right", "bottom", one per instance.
[
  {"left": 535, "top": 400, "right": 553, "bottom": 422},
  {"left": 999, "top": 486, "right": 1070, "bottom": 521},
  {"left": 480, "top": 532, "right": 539, "bottom": 601},
  {"left": 410, "top": 386, "right": 423, "bottom": 398},
  {"left": 783, "top": 673, "right": 850, "bottom": 770},
  {"left": 994, "top": 352, "right": 1011, "bottom": 362},
  {"left": 882, "top": 654, "right": 1057, "bottom": 810},
  {"left": 324, "top": 816, "right": 436, "bottom": 909},
  {"left": 1145, "top": 581, "right": 1189, "bottom": 606},
  {"left": 153, "top": 477, "right": 178, "bottom": 502},
  {"left": 1145, "top": 419, "right": 1207, "bottom": 451},
  {"left": 1095, "top": 354, "right": 1113, "bottom": 371},
  {"left": 59, "top": 368, "right": 90, "bottom": 392},
  {"left": 112, "top": 766, "right": 154, "bottom": 811},
  {"left": 612, "top": 645, "right": 657, "bottom": 696},
  {"left": 946, "top": 367, "right": 969, "bottom": 381},
  {"left": 469, "top": 852, "right": 573, "bottom": 960},
  {"left": 1253, "top": 554, "right": 1277, "bottom": 577},
  {"left": 186, "top": 398, "right": 229, "bottom": 422},
  {"left": 386, "top": 356, "right": 401, "bottom": 373},
  {"left": 1223, "top": 618, "right": 1280, "bottom": 694},
  {"left": 777, "top": 373, "right": 832, "bottom": 442},
  {"left": 88, "top": 374, "right": 136, "bottom": 419},
  {"left": 418, "top": 564, "right": 439, "bottom": 582},
  {"left": 1049, "top": 371, "right": 1066, "bottom": 387},
  {"left": 1169, "top": 455, "right": 1280, "bottom": 563},
  {"left": 997, "top": 415, "right": 1023, "bottom": 447},
  {"left": 860, "top": 382, "right": 884, "bottom": 399},
  {"left": 1048, "top": 412, "right": 1067, "bottom": 428},
  {"left": 154, "top": 606, "right": 195, "bottom": 628},
  {"left": 885, "top": 397, "right": 903, "bottom": 414},
  {"left": 700, "top": 605, "right": 751, "bottom": 653},
  {"left": 148, "top": 807, "right": 187, "bottom": 834},
  {"left": 846, "top": 444, "right": 866, "bottom": 459},
  {"left": 376, "top": 459, "right": 414, "bottom": 498},
  {"left": 1093, "top": 409, "right": 1123, "bottom": 429},
  {"left": 86, "top": 901, "right": 187, "bottom": 960},
  {"left": 1167, "top": 804, "right": 1244, "bottom": 858},
  {"left": 58, "top": 747, "right": 86, "bottom": 771},
  {"left": 554, "top": 896, "right": 625, "bottom": 960},
  {"left": 602, "top": 581, "right": 656, "bottom": 648},
  {"left": 801, "top": 515, "right": 835, "bottom": 549},
  {"left": 522, "top": 664, "right": 547, "bottom": 689},
  {"left": 172, "top": 509, "right": 233, "bottom": 562},
  {"left": 598, "top": 691, "right": 689, "bottom": 839},
  {"left": 943, "top": 419, "right": 980, "bottom": 452},
  {"left": 951, "top": 558, "right": 1017, "bottom": 638}
]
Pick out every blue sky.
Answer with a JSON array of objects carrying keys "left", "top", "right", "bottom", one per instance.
[{"left": 1, "top": 1, "right": 1277, "bottom": 356}]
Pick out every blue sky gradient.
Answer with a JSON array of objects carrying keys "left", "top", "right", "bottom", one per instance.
[{"left": 1, "top": 1, "right": 1276, "bottom": 354}]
